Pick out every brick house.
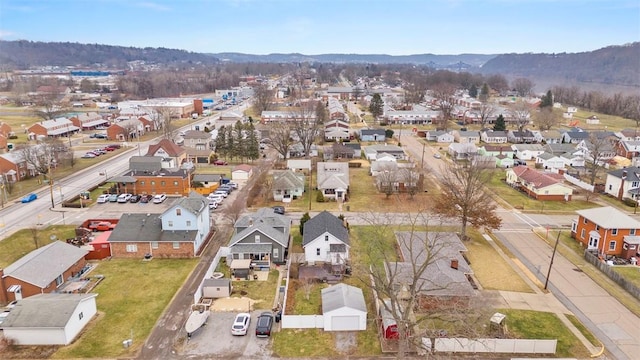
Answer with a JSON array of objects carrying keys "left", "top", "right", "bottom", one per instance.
[
  {"left": 108, "top": 192, "right": 211, "bottom": 258},
  {"left": 571, "top": 206, "right": 640, "bottom": 259},
  {"left": 113, "top": 162, "right": 192, "bottom": 197},
  {"left": 106, "top": 118, "right": 143, "bottom": 141},
  {"left": 146, "top": 139, "right": 187, "bottom": 166},
  {"left": 69, "top": 113, "right": 109, "bottom": 130},
  {"left": 0, "top": 241, "right": 88, "bottom": 304},
  {"left": 0, "top": 152, "right": 35, "bottom": 182},
  {"left": 506, "top": 166, "right": 573, "bottom": 201},
  {"left": 27, "top": 118, "right": 79, "bottom": 138}
]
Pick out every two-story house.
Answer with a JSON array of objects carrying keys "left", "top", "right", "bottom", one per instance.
[
  {"left": 572, "top": 206, "right": 640, "bottom": 259},
  {"left": 182, "top": 130, "right": 213, "bottom": 164},
  {"left": 228, "top": 208, "right": 292, "bottom": 266},
  {"left": 317, "top": 162, "right": 350, "bottom": 201},
  {"left": 302, "top": 211, "right": 350, "bottom": 266},
  {"left": 604, "top": 167, "right": 640, "bottom": 202}
]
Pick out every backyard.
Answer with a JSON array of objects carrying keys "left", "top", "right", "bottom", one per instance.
[{"left": 215, "top": 261, "right": 278, "bottom": 310}]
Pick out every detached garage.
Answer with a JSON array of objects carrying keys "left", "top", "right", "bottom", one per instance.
[{"left": 321, "top": 283, "right": 367, "bottom": 331}]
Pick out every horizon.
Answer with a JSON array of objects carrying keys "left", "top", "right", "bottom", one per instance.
[{"left": 0, "top": 0, "right": 638, "bottom": 56}]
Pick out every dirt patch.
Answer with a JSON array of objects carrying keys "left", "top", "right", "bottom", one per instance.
[
  {"left": 348, "top": 159, "right": 370, "bottom": 168},
  {"left": 334, "top": 331, "right": 357, "bottom": 354},
  {"left": 210, "top": 296, "right": 261, "bottom": 312}
]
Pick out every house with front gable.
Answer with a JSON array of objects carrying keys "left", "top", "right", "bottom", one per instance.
[
  {"left": 360, "top": 128, "right": 386, "bottom": 142},
  {"left": 108, "top": 192, "right": 211, "bottom": 258},
  {"left": 480, "top": 130, "right": 508, "bottom": 144},
  {"left": 272, "top": 170, "right": 305, "bottom": 202},
  {"left": 146, "top": 138, "right": 187, "bottom": 166},
  {"left": 228, "top": 208, "right": 292, "bottom": 265},
  {"left": 512, "top": 144, "right": 545, "bottom": 160},
  {"left": 540, "top": 129, "right": 564, "bottom": 144},
  {"left": 0, "top": 152, "right": 35, "bottom": 182},
  {"left": 535, "top": 153, "right": 566, "bottom": 170},
  {"left": 455, "top": 130, "right": 480, "bottom": 144},
  {"left": 506, "top": 165, "right": 573, "bottom": 201},
  {"left": 425, "top": 130, "right": 454, "bottom": 143},
  {"left": 616, "top": 141, "right": 640, "bottom": 159},
  {"left": 363, "top": 144, "right": 406, "bottom": 161},
  {"left": 106, "top": 118, "right": 143, "bottom": 141},
  {"left": 604, "top": 167, "right": 640, "bottom": 202},
  {"left": 448, "top": 143, "right": 478, "bottom": 160},
  {"left": 182, "top": 130, "right": 214, "bottom": 164},
  {"left": 507, "top": 130, "right": 536, "bottom": 144},
  {"left": 616, "top": 129, "right": 640, "bottom": 142},
  {"left": 577, "top": 138, "right": 617, "bottom": 163},
  {"left": 28, "top": 118, "right": 79, "bottom": 139},
  {"left": 302, "top": 211, "right": 350, "bottom": 266},
  {"left": 561, "top": 129, "right": 590, "bottom": 144},
  {"left": 0, "top": 241, "right": 88, "bottom": 304},
  {"left": 571, "top": 206, "right": 640, "bottom": 259},
  {"left": 317, "top": 162, "right": 349, "bottom": 201}
]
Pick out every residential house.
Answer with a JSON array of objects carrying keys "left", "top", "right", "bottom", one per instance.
[
  {"left": 272, "top": 170, "right": 305, "bottom": 202},
  {"left": 287, "top": 159, "right": 312, "bottom": 172},
  {"left": 384, "top": 110, "right": 439, "bottom": 124},
  {"left": 586, "top": 115, "right": 600, "bottom": 125},
  {"left": 616, "top": 129, "right": 640, "bottom": 142},
  {"left": 327, "top": 98, "right": 347, "bottom": 120},
  {"left": 325, "top": 118, "right": 350, "bottom": 132},
  {"left": 363, "top": 144, "right": 406, "bottom": 161},
  {"left": 360, "top": 129, "right": 386, "bottom": 142},
  {"left": 232, "top": 164, "right": 252, "bottom": 181},
  {"left": 535, "top": 153, "right": 566, "bottom": 171},
  {"left": 561, "top": 129, "right": 591, "bottom": 144},
  {"left": 106, "top": 118, "right": 143, "bottom": 141},
  {"left": 604, "top": 167, "right": 640, "bottom": 202},
  {"left": 324, "top": 127, "right": 351, "bottom": 141},
  {"left": 425, "top": 130, "right": 454, "bottom": 143},
  {"left": 317, "top": 162, "right": 349, "bottom": 201},
  {"left": 228, "top": 207, "right": 292, "bottom": 265},
  {"left": 506, "top": 166, "right": 573, "bottom": 201},
  {"left": 321, "top": 284, "right": 367, "bottom": 331},
  {"left": 0, "top": 152, "right": 34, "bottom": 182},
  {"left": 616, "top": 141, "right": 640, "bottom": 159},
  {"left": 108, "top": 192, "right": 211, "bottom": 258},
  {"left": 540, "top": 129, "right": 564, "bottom": 144},
  {"left": 261, "top": 111, "right": 317, "bottom": 124},
  {"left": 480, "top": 130, "right": 508, "bottom": 144},
  {"left": 69, "top": 113, "right": 109, "bottom": 130},
  {"left": 478, "top": 145, "right": 514, "bottom": 159},
  {"left": 495, "top": 154, "right": 515, "bottom": 168},
  {"left": 512, "top": 144, "right": 545, "bottom": 160},
  {"left": 302, "top": 211, "right": 350, "bottom": 265},
  {"left": 370, "top": 159, "right": 398, "bottom": 176},
  {"left": 182, "top": 130, "right": 213, "bottom": 164},
  {"left": 447, "top": 143, "right": 478, "bottom": 160},
  {"left": 454, "top": 130, "right": 480, "bottom": 144},
  {"left": 0, "top": 293, "right": 98, "bottom": 345},
  {"left": 115, "top": 157, "right": 192, "bottom": 196},
  {"left": 146, "top": 138, "right": 187, "bottom": 166},
  {"left": 192, "top": 173, "right": 224, "bottom": 191},
  {"left": 329, "top": 142, "right": 359, "bottom": 160},
  {"left": 507, "top": 130, "right": 536, "bottom": 143},
  {"left": 385, "top": 232, "right": 475, "bottom": 311},
  {"left": 27, "top": 118, "right": 79, "bottom": 139},
  {"left": 577, "top": 138, "right": 617, "bottom": 163},
  {"left": 571, "top": 206, "right": 640, "bottom": 259},
  {"left": 0, "top": 241, "right": 88, "bottom": 304}
]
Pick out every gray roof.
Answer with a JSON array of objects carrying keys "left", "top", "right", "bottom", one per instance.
[
  {"left": 108, "top": 213, "right": 198, "bottom": 243},
  {"left": 272, "top": 170, "right": 305, "bottom": 190},
  {"left": 3, "top": 241, "right": 88, "bottom": 288},
  {"left": 183, "top": 130, "right": 211, "bottom": 139},
  {"left": 229, "top": 223, "right": 288, "bottom": 248},
  {"left": 360, "top": 129, "right": 385, "bottom": 136},
  {"left": 235, "top": 207, "right": 290, "bottom": 229},
  {"left": 0, "top": 293, "right": 97, "bottom": 329},
  {"left": 321, "top": 283, "right": 366, "bottom": 314},
  {"left": 543, "top": 143, "right": 578, "bottom": 154},
  {"left": 167, "top": 192, "right": 207, "bottom": 216},
  {"left": 229, "top": 243, "right": 273, "bottom": 253},
  {"left": 203, "top": 278, "right": 231, "bottom": 287},
  {"left": 317, "top": 162, "right": 349, "bottom": 189},
  {"left": 576, "top": 206, "right": 640, "bottom": 229},
  {"left": 458, "top": 130, "right": 479, "bottom": 137},
  {"left": 302, "top": 211, "right": 349, "bottom": 246},
  {"left": 192, "top": 174, "right": 224, "bottom": 182},
  {"left": 129, "top": 156, "right": 163, "bottom": 172},
  {"left": 607, "top": 166, "right": 640, "bottom": 181}
]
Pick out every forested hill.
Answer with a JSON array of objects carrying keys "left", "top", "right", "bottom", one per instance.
[
  {"left": 0, "top": 40, "right": 220, "bottom": 69},
  {"left": 479, "top": 42, "right": 640, "bottom": 87}
]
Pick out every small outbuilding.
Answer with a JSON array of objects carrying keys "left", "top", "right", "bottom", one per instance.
[
  {"left": 202, "top": 278, "right": 232, "bottom": 298},
  {"left": 232, "top": 164, "right": 253, "bottom": 181},
  {"left": 83, "top": 231, "right": 112, "bottom": 260},
  {"left": 0, "top": 293, "right": 98, "bottom": 345},
  {"left": 321, "top": 283, "right": 367, "bottom": 331},
  {"left": 380, "top": 299, "right": 399, "bottom": 339}
]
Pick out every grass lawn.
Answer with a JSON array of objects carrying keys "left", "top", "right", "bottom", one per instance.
[
  {"left": 566, "top": 314, "right": 601, "bottom": 347},
  {"left": 273, "top": 329, "right": 337, "bottom": 357},
  {"left": 52, "top": 258, "right": 198, "bottom": 359},
  {"left": 289, "top": 280, "right": 328, "bottom": 315},
  {"left": 613, "top": 266, "right": 640, "bottom": 289},
  {"left": 214, "top": 262, "right": 278, "bottom": 310},
  {"left": 0, "top": 225, "right": 77, "bottom": 267},
  {"left": 500, "top": 309, "right": 591, "bottom": 358}
]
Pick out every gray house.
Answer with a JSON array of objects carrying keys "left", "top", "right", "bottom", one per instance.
[
  {"left": 228, "top": 208, "right": 292, "bottom": 265},
  {"left": 360, "top": 128, "right": 386, "bottom": 142},
  {"left": 317, "top": 162, "right": 350, "bottom": 201},
  {"left": 272, "top": 170, "right": 305, "bottom": 202}
]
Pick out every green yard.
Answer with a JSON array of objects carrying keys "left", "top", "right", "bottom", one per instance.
[
  {"left": 215, "top": 261, "right": 279, "bottom": 310},
  {"left": 0, "top": 225, "right": 77, "bottom": 267}
]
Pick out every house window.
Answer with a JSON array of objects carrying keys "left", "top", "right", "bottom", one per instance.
[
  {"left": 126, "top": 244, "right": 137, "bottom": 252},
  {"left": 176, "top": 209, "right": 182, "bottom": 216},
  {"left": 595, "top": 225, "right": 600, "bottom": 231},
  {"left": 140, "top": 181, "right": 145, "bottom": 186},
  {"left": 273, "top": 248, "right": 279, "bottom": 258},
  {"left": 79, "top": 312, "right": 83, "bottom": 320},
  {"left": 151, "top": 242, "right": 159, "bottom": 249},
  {"left": 583, "top": 218, "right": 588, "bottom": 224},
  {"left": 633, "top": 181, "right": 639, "bottom": 187},
  {"left": 571, "top": 222, "right": 577, "bottom": 232},
  {"left": 174, "top": 181, "right": 179, "bottom": 186},
  {"left": 316, "top": 248, "right": 321, "bottom": 256},
  {"left": 612, "top": 229, "right": 618, "bottom": 235},
  {"left": 161, "top": 181, "right": 166, "bottom": 186},
  {"left": 255, "top": 235, "right": 260, "bottom": 243},
  {"left": 168, "top": 221, "right": 173, "bottom": 227},
  {"left": 325, "top": 235, "right": 329, "bottom": 241},
  {"left": 631, "top": 229, "right": 636, "bottom": 235},
  {"left": 609, "top": 241, "right": 616, "bottom": 251},
  {"left": 580, "top": 229, "right": 585, "bottom": 239},
  {"left": 55, "top": 274, "right": 64, "bottom": 286},
  {"left": 173, "top": 242, "right": 180, "bottom": 249},
  {"left": 186, "top": 221, "right": 191, "bottom": 226},
  {"left": 151, "top": 181, "right": 155, "bottom": 186}
]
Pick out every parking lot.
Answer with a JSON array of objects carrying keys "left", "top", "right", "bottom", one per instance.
[{"left": 180, "top": 310, "right": 274, "bottom": 358}]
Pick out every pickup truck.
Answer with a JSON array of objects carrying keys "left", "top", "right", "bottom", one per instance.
[{"left": 88, "top": 221, "right": 116, "bottom": 232}]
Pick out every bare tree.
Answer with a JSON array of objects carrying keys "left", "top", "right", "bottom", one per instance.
[
  {"left": 224, "top": 196, "right": 246, "bottom": 224},
  {"left": 361, "top": 212, "right": 489, "bottom": 358},
  {"left": 430, "top": 83, "right": 456, "bottom": 131},
  {"left": 301, "top": 277, "right": 314, "bottom": 301},
  {"left": 477, "top": 103, "right": 496, "bottom": 128},
  {"left": 432, "top": 160, "right": 502, "bottom": 240},
  {"left": 534, "top": 107, "right": 559, "bottom": 131},
  {"left": 400, "top": 167, "right": 420, "bottom": 199},
  {"left": 583, "top": 133, "right": 615, "bottom": 185},
  {"left": 15, "top": 140, "right": 59, "bottom": 181},
  {"left": 290, "top": 101, "right": 321, "bottom": 158},
  {"left": 512, "top": 78, "right": 535, "bottom": 97},
  {"left": 376, "top": 163, "right": 398, "bottom": 198},
  {"left": 510, "top": 99, "right": 532, "bottom": 132},
  {"left": 32, "top": 79, "right": 68, "bottom": 120},
  {"left": 30, "top": 226, "right": 40, "bottom": 249},
  {"left": 156, "top": 107, "right": 176, "bottom": 140},
  {"left": 252, "top": 83, "right": 274, "bottom": 113},
  {"left": 269, "top": 122, "right": 294, "bottom": 160}
]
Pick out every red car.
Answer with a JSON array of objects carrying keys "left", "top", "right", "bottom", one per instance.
[
  {"left": 88, "top": 221, "right": 116, "bottom": 232},
  {"left": 213, "top": 159, "right": 228, "bottom": 166}
]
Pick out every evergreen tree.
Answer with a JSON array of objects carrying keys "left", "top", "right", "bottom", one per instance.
[
  {"left": 299, "top": 212, "right": 311, "bottom": 235},
  {"left": 246, "top": 122, "right": 260, "bottom": 161},
  {"left": 369, "top": 93, "right": 384, "bottom": 121},
  {"left": 214, "top": 125, "right": 228, "bottom": 159},
  {"left": 234, "top": 121, "right": 245, "bottom": 161},
  {"left": 468, "top": 84, "right": 478, "bottom": 98},
  {"left": 493, "top": 114, "right": 506, "bottom": 131},
  {"left": 225, "top": 125, "right": 235, "bottom": 160},
  {"left": 540, "top": 90, "right": 553, "bottom": 108},
  {"left": 479, "top": 83, "right": 490, "bottom": 102}
]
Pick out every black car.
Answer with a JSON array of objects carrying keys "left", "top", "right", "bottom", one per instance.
[
  {"left": 129, "top": 194, "right": 141, "bottom": 203},
  {"left": 272, "top": 206, "right": 285, "bottom": 215},
  {"left": 255, "top": 312, "right": 274, "bottom": 338},
  {"left": 139, "top": 194, "right": 152, "bottom": 203}
]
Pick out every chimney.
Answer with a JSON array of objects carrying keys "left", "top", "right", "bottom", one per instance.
[
  {"left": 450, "top": 259, "right": 459, "bottom": 270},
  {"left": 0, "top": 268, "right": 7, "bottom": 304},
  {"left": 619, "top": 170, "right": 628, "bottom": 200}
]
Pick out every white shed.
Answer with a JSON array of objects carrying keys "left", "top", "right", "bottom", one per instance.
[
  {"left": 0, "top": 293, "right": 98, "bottom": 345},
  {"left": 321, "top": 283, "right": 367, "bottom": 331},
  {"left": 232, "top": 164, "right": 253, "bottom": 181}
]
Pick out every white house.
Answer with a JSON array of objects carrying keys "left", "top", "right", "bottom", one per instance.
[
  {"left": 535, "top": 153, "right": 566, "bottom": 170},
  {"left": 604, "top": 167, "right": 640, "bottom": 201},
  {"left": 0, "top": 293, "right": 98, "bottom": 345},
  {"left": 480, "top": 130, "right": 508, "bottom": 144},
  {"left": 303, "top": 211, "right": 349, "bottom": 265},
  {"left": 512, "top": 144, "right": 545, "bottom": 160},
  {"left": 232, "top": 164, "right": 253, "bottom": 181},
  {"left": 321, "top": 283, "right": 367, "bottom": 331},
  {"left": 425, "top": 130, "right": 454, "bottom": 143}
]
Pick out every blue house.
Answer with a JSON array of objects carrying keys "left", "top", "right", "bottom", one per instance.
[{"left": 360, "top": 128, "right": 386, "bottom": 142}]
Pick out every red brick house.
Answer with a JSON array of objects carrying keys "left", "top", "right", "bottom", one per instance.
[
  {"left": 69, "top": 113, "right": 109, "bottom": 130},
  {"left": 571, "top": 206, "right": 640, "bottom": 259},
  {"left": 0, "top": 152, "right": 35, "bottom": 182},
  {"left": 146, "top": 139, "right": 187, "bottom": 165},
  {"left": 0, "top": 122, "right": 13, "bottom": 137},
  {"left": 106, "top": 118, "right": 142, "bottom": 141},
  {"left": 0, "top": 241, "right": 88, "bottom": 304},
  {"left": 27, "top": 118, "right": 79, "bottom": 138}
]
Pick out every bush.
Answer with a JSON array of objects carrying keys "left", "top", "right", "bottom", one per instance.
[{"left": 316, "top": 191, "right": 325, "bottom": 203}]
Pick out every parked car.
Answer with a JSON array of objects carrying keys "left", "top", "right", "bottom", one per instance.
[
  {"left": 82, "top": 152, "right": 96, "bottom": 158},
  {"left": 209, "top": 201, "right": 218, "bottom": 210},
  {"left": 228, "top": 182, "right": 239, "bottom": 189},
  {"left": 129, "top": 194, "right": 141, "bottom": 203},
  {"left": 21, "top": 193, "right": 37, "bottom": 203},
  {"left": 272, "top": 206, "right": 285, "bottom": 215},
  {"left": 139, "top": 194, "right": 151, "bottom": 203},
  {"left": 214, "top": 190, "right": 228, "bottom": 198},
  {"left": 433, "top": 153, "right": 442, "bottom": 159},
  {"left": 117, "top": 193, "right": 132, "bottom": 203},
  {"left": 108, "top": 194, "right": 118, "bottom": 202},
  {"left": 208, "top": 193, "right": 224, "bottom": 204},
  {"left": 152, "top": 194, "right": 167, "bottom": 204},
  {"left": 97, "top": 194, "right": 110, "bottom": 203},
  {"left": 255, "top": 312, "right": 274, "bottom": 338},
  {"left": 231, "top": 313, "right": 251, "bottom": 336},
  {"left": 88, "top": 221, "right": 116, "bottom": 232},
  {"left": 213, "top": 159, "right": 228, "bottom": 166}
]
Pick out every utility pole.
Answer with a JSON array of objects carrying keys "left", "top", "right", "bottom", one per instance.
[
  {"left": 48, "top": 161, "right": 54, "bottom": 208},
  {"left": 544, "top": 231, "right": 561, "bottom": 290}
]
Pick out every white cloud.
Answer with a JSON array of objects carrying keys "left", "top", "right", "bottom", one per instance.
[
  {"left": 0, "top": 30, "right": 16, "bottom": 39},
  {"left": 135, "top": 1, "right": 171, "bottom": 11}
]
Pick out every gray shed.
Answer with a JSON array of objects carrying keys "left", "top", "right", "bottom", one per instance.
[{"left": 202, "top": 278, "right": 232, "bottom": 298}]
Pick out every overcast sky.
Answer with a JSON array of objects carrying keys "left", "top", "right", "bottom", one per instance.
[{"left": 0, "top": 0, "right": 638, "bottom": 55}]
